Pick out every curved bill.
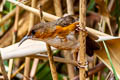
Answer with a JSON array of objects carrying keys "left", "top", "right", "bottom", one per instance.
[{"left": 18, "top": 35, "right": 32, "bottom": 47}]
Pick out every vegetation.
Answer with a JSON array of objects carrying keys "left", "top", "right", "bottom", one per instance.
[{"left": 0, "top": 0, "right": 120, "bottom": 80}]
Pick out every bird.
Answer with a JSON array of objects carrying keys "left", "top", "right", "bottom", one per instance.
[{"left": 19, "top": 15, "right": 100, "bottom": 56}]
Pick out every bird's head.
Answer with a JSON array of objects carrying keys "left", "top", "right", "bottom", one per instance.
[{"left": 18, "top": 22, "right": 50, "bottom": 46}]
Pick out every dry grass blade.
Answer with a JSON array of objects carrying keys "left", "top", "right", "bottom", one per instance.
[
  {"left": 95, "top": 0, "right": 113, "bottom": 36},
  {"left": 95, "top": 38, "right": 120, "bottom": 78},
  {"left": 0, "top": 52, "right": 8, "bottom": 80},
  {"left": 0, "top": 39, "right": 56, "bottom": 60}
]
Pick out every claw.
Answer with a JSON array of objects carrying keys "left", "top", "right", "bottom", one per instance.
[
  {"left": 75, "top": 25, "right": 88, "bottom": 37},
  {"left": 18, "top": 35, "right": 32, "bottom": 47},
  {"left": 76, "top": 25, "right": 87, "bottom": 32},
  {"left": 77, "top": 61, "right": 88, "bottom": 69}
]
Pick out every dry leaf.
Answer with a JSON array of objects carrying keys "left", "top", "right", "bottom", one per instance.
[{"left": 95, "top": 38, "right": 120, "bottom": 78}]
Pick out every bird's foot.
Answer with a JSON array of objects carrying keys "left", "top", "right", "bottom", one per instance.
[
  {"left": 75, "top": 24, "right": 88, "bottom": 36},
  {"left": 77, "top": 61, "right": 88, "bottom": 69},
  {"left": 76, "top": 24, "right": 87, "bottom": 32}
]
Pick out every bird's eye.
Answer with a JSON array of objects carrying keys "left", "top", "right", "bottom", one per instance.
[{"left": 31, "top": 30, "right": 35, "bottom": 35}]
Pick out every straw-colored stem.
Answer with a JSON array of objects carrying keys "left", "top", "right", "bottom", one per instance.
[
  {"left": 11, "top": 63, "right": 25, "bottom": 78},
  {"left": 79, "top": 0, "right": 87, "bottom": 80},
  {"left": 0, "top": 53, "right": 8, "bottom": 80},
  {"left": 27, "top": 0, "right": 36, "bottom": 34},
  {"left": 105, "top": 71, "right": 112, "bottom": 80},
  {"left": 65, "top": 0, "right": 75, "bottom": 79},
  {"left": 29, "top": 0, "right": 40, "bottom": 79},
  {"left": 0, "top": 14, "right": 7, "bottom": 80},
  {"left": 106, "top": 17, "right": 113, "bottom": 36},
  {"left": 100, "top": 17, "right": 106, "bottom": 33},
  {"left": 53, "top": 0, "right": 72, "bottom": 78},
  {"left": 66, "top": 0, "right": 74, "bottom": 15},
  {"left": 46, "top": 44, "right": 58, "bottom": 80},
  {"left": 24, "top": 0, "right": 36, "bottom": 79},
  {"left": 14, "top": 6, "right": 20, "bottom": 32},
  {"left": 45, "top": 1, "right": 59, "bottom": 79},
  {"left": 23, "top": 57, "right": 30, "bottom": 80},
  {"left": 97, "top": 17, "right": 105, "bottom": 80},
  {"left": 7, "top": 0, "right": 59, "bottom": 21},
  {"left": 8, "top": 59, "right": 13, "bottom": 80},
  {"left": 30, "top": 59, "right": 39, "bottom": 78},
  {"left": 28, "top": 54, "right": 78, "bottom": 66},
  {"left": 63, "top": 51, "right": 75, "bottom": 79},
  {"left": 53, "top": 0, "right": 62, "bottom": 17}
]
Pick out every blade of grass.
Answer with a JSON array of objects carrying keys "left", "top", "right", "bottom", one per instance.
[
  {"left": 87, "top": 0, "right": 95, "bottom": 11},
  {"left": 103, "top": 41, "right": 119, "bottom": 80}
]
